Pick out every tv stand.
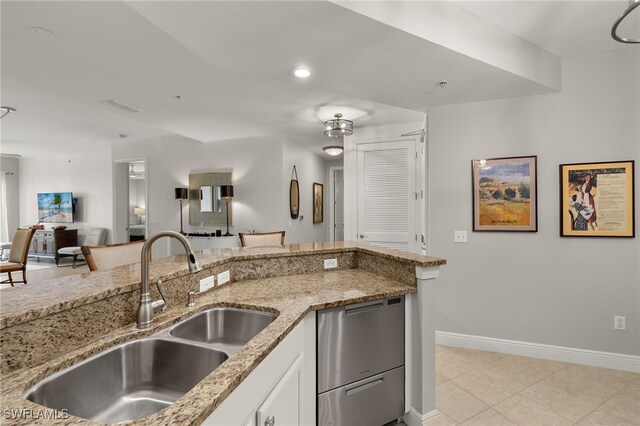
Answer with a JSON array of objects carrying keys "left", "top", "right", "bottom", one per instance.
[{"left": 28, "top": 229, "right": 78, "bottom": 265}]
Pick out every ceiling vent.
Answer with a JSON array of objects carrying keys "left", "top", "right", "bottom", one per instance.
[{"left": 102, "top": 99, "right": 143, "bottom": 113}]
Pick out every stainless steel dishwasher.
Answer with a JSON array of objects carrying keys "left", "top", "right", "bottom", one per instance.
[{"left": 317, "top": 296, "right": 404, "bottom": 426}]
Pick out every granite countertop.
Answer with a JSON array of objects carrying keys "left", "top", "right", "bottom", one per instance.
[
  {"left": 0, "top": 241, "right": 445, "bottom": 329},
  {"left": 1, "top": 268, "right": 418, "bottom": 425}
]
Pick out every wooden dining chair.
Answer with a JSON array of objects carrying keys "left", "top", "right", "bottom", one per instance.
[
  {"left": 0, "top": 228, "right": 36, "bottom": 286},
  {"left": 239, "top": 231, "right": 286, "bottom": 248},
  {"left": 80, "top": 240, "right": 149, "bottom": 272}
]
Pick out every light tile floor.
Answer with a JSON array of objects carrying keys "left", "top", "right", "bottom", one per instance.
[{"left": 430, "top": 345, "right": 639, "bottom": 426}]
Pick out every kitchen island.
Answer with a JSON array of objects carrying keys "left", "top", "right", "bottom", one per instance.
[{"left": 0, "top": 242, "right": 445, "bottom": 425}]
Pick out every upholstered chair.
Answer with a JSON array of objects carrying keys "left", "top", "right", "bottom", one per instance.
[
  {"left": 57, "top": 228, "right": 107, "bottom": 267},
  {"left": 239, "top": 231, "right": 286, "bottom": 248},
  {"left": 0, "top": 228, "right": 36, "bottom": 286}
]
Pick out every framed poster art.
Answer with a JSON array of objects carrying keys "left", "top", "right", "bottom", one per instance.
[
  {"left": 472, "top": 156, "right": 538, "bottom": 232},
  {"left": 313, "top": 182, "right": 324, "bottom": 224},
  {"left": 560, "top": 160, "right": 635, "bottom": 238}
]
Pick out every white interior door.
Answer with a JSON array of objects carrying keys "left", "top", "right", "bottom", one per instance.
[
  {"left": 356, "top": 140, "right": 418, "bottom": 251},
  {"left": 113, "top": 162, "right": 130, "bottom": 244},
  {"left": 334, "top": 169, "right": 344, "bottom": 241}
]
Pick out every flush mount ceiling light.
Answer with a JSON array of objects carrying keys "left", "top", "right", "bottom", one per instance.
[
  {"left": 1, "top": 106, "right": 16, "bottom": 119},
  {"left": 323, "top": 145, "right": 344, "bottom": 156},
  {"left": 324, "top": 113, "right": 353, "bottom": 137},
  {"left": 292, "top": 67, "right": 311, "bottom": 78},
  {"left": 612, "top": 0, "right": 640, "bottom": 43}
]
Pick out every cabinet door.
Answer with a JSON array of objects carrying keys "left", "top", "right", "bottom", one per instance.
[{"left": 256, "top": 354, "right": 303, "bottom": 426}]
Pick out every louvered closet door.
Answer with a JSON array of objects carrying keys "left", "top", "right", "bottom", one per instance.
[{"left": 356, "top": 140, "right": 416, "bottom": 252}]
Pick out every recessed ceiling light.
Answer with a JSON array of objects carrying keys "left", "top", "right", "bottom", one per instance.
[
  {"left": 293, "top": 67, "right": 311, "bottom": 78},
  {"left": 29, "top": 27, "right": 56, "bottom": 39}
]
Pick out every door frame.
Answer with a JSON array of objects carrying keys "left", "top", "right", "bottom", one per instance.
[
  {"left": 112, "top": 157, "right": 148, "bottom": 244},
  {"left": 328, "top": 166, "right": 344, "bottom": 242},
  {"left": 343, "top": 123, "right": 425, "bottom": 253}
]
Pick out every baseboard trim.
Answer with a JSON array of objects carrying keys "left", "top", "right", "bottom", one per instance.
[
  {"left": 404, "top": 408, "right": 442, "bottom": 426},
  {"left": 436, "top": 331, "right": 640, "bottom": 373}
]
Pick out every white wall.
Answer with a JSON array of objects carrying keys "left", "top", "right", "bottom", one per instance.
[
  {"left": 1, "top": 157, "right": 20, "bottom": 239},
  {"left": 113, "top": 134, "right": 329, "bottom": 257},
  {"left": 19, "top": 150, "right": 113, "bottom": 242},
  {"left": 282, "top": 139, "right": 328, "bottom": 243},
  {"left": 429, "top": 49, "right": 640, "bottom": 356}
]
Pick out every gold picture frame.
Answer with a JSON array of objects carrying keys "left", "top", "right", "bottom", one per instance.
[
  {"left": 313, "top": 182, "right": 324, "bottom": 224},
  {"left": 560, "top": 160, "right": 635, "bottom": 238}
]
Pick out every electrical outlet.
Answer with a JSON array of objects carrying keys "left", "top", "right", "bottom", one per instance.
[
  {"left": 454, "top": 230, "right": 467, "bottom": 243},
  {"left": 614, "top": 316, "right": 626, "bottom": 330},
  {"left": 218, "top": 270, "right": 230, "bottom": 286},
  {"left": 199, "top": 275, "right": 215, "bottom": 292},
  {"left": 324, "top": 258, "right": 338, "bottom": 269}
]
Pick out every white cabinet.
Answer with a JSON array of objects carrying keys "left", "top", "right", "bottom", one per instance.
[
  {"left": 203, "top": 313, "right": 316, "bottom": 426},
  {"left": 256, "top": 355, "right": 303, "bottom": 426}
]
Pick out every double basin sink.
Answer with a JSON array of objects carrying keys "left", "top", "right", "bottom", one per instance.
[{"left": 25, "top": 307, "right": 277, "bottom": 424}]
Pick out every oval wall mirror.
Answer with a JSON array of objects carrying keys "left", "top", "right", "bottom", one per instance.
[{"left": 290, "top": 166, "right": 300, "bottom": 219}]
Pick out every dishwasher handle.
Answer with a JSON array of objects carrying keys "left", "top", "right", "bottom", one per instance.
[
  {"left": 344, "top": 300, "right": 384, "bottom": 316},
  {"left": 345, "top": 377, "right": 384, "bottom": 396}
]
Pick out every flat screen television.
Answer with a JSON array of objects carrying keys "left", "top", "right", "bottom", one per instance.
[{"left": 38, "top": 192, "right": 74, "bottom": 223}]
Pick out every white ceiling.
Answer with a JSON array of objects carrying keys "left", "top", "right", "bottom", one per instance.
[
  {"left": 1, "top": 1, "right": 633, "bottom": 158},
  {"left": 454, "top": 1, "right": 639, "bottom": 58}
]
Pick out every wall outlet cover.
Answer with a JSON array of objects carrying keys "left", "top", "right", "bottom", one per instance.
[
  {"left": 199, "top": 275, "right": 215, "bottom": 292},
  {"left": 324, "top": 258, "right": 338, "bottom": 269},
  {"left": 614, "top": 316, "right": 626, "bottom": 331},
  {"left": 454, "top": 230, "right": 468, "bottom": 243},
  {"left": 218, "top": 270, "right": 230, "bottom": 286}
]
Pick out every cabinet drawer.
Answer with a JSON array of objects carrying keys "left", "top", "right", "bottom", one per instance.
[{"left": 318, "top": 366, "right": 404, "bottom": 426}]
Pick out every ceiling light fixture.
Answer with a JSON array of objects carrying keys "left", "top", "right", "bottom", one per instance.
[
  {"left": 293, "top": 67, "right": 311, "bottom": 78},
  {"left": 612, "top": 0, "right": 640, "bottom": 43},
  {"left": 1, "top": 106, "right": 16, "bottom": 119},
  {"left": 323, "top": 145, "right": 344, "bottom": 156},
  {"left": 324, "top": 113, "right": 353, "bottom": 137}
]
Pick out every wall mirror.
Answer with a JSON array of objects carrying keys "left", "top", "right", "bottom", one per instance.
[
  {"left": 189, "top": 171, "right": 232, "bottom": 226},
  {"left": 200, "top": 186, "right": 222, "bottom": 213},
  {"left": 290, "top": 166, "right": 299, "bottom": 219}
]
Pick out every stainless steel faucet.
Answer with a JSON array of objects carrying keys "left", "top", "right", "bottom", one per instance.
[{"left": 136, "top": 230, "right": 202, "bottom": 329}]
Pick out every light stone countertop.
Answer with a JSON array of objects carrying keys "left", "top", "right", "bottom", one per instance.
[
  {"left": 1, "top": 268, "right": 418, "bottom": 425},
  {"left": 0, "top": 241, "right": 445, "bottom": 329},
  {"left": 0, "top": 242, "right": 446, "bottom": 425}
]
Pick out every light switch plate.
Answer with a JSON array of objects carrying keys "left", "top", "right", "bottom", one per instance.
[
  {"left": 199, "top": 275, "right": 215, "bottom": 292},
  {"left": 454, "top": 230, "right": 468, "bottom": 243},
  {"left": 218, "top": 270, "right": 230, "bottom": 286},
  {"left": 324, "top": 259, "right": 338, "bottom": 269}
]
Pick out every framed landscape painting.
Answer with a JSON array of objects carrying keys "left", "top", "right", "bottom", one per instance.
[
  {"left": 472, "top": 156, "right": 538, "bottom": 232},
  {"left": 560, "top": 160, "right": 635, "bottom": 238}
]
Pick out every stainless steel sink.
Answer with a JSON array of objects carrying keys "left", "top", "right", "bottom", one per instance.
[
  {"left": 169, "top": 307, "right": 277, "bottom": 353},
  {"left": 25, "top": 339, "right": 228, "bottom": 424}
]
